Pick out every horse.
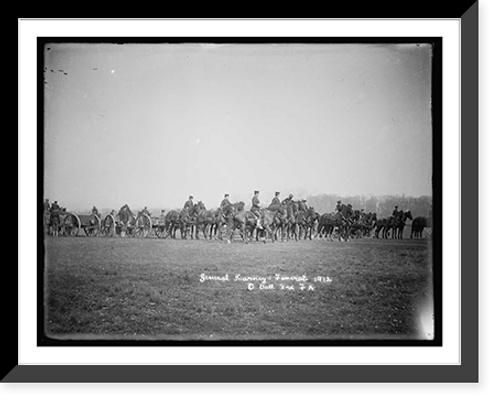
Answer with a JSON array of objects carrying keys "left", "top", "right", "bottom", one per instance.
[
  {"left": 396, "top": 210, "right": 413, "bottom": 239},
  {"left": 178, "top": 207, "right": 194, "bottom": 239},
  {"left": 318, "top": 204, "right": 354, "bottom": 241},
  {"left": 213, "top": 207, "right": 226, "bottom": 241},
  {"left": 383, "top": 210, "right": 412, "bottom": 239},
  {"left": 253, "top": 207, "right": 287, "bottom": 243},
  {"left": 270, "top": 204, "right": 289, "bottom": 242},
  {"left": 223, "top": 202, "right": 259, "bottom": 243},
  {"left": 117, "top": 204, "right": 135, "bottom": 237},
  {"left": 285, "top": 200, "right": 300, "bottom": 241},
  {"left": 335, "top": 204, "right": 355, "bottom": 241},
  {"left": 297, "top": 203, "right": 319, "bottom": 240},
  {"left": 384, "top": 216, "right": 398, "bottom": 238},
  {"left": 193, "top": 201, "right": 217, "bottom": 240},
  {"left": 347, "top": 212, "right": 376, "bottom": 239},
  {"left": 410, "top": 216, "right": 428, "bottom": 238},
  {"left": 317, "top": 212, "right": 333, "bottom": 239},
  {"left": 374, "top": 218, "right": 388, "bottom": 238},
  {"left": 165, "top": 209, "right": 181, "bottom": 238},
  {"left": 363, "top": 212, "right": 378, "bottom": 237},
  {"left": 49, "top": 212, "right": 60, "bottom": 236}
]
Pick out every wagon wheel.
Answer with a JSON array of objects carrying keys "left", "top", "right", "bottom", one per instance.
[
  {"left": 84, "top": 214, "right": 101, "bottom": 236},
  {"left": 61, "top": 212, "right": 81, "bottom": 236},
  {"left": 101, "top": 214, "right": 116, "bottom": 237},
  {"left": 155, "top": 224, "right": 168, "bottom": 238},
  {"left": 134, "top": 213, "right": 152, "bottom": 238}
]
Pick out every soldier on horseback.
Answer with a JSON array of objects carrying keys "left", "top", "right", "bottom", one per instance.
[
  {"left": 392, "top": 205, "right": 399, "bottom": 217},
  {"left": 220, "top": 193, "right": 231, "bottom": 210},
  {"left": 183, "top": 196, "right": 194, "bottom": 210},
  {"left": 271, "top": 192, "right": 281, "bottom": 206},
  {"left": 282, "top": 193, "right": 294, "bottom": 205},
  {"left": 335, "top": 200, "right": 342, "bottom": 213},
  {"left": 251, "top": 190, "right": 263, "bottom": 229}
]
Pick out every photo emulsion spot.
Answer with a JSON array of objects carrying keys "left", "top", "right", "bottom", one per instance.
[{"left": 41, "top": 40, "right": 439, "bottom": 345}]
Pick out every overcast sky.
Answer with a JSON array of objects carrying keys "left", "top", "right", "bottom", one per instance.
[{"left": 43, "top": 42, "right": 433, "bottom": 211}]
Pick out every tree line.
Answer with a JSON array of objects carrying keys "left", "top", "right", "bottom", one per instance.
[{"left": 306, "top": 194, "right": 433, "bottom": 219}]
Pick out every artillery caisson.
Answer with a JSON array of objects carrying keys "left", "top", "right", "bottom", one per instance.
[
  {"left": 151, "top": 215, "right": 168, "bottom": 238},
  {"left": 100, "top": 207, "right": 152, "bottom": 238},
  {"left": 133, "top": 213, "right": 152, "bottom": 238},
  {"left": 60, "top": 212, "right": 101, "bottom": 237}
]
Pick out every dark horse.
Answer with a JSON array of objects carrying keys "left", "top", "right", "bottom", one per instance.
[
  {"left": 396, "top": 210, "right": 413, "bottom": 238},
  {"left": 253, "top": 206, "right": 288, "bottom": 243},
  {"left": 385, "top": 210, "right": 413, "bottom": 239},
  {"left": 284, "top": 200, "right": 300, "bottom": 241},
  {"left": 268, "top": 203, "right": 289, "bottom": 242},
  {"left": 374, "top": 218, "right": 388, "bottom": 238},
  {"left": 297, "top": 201, "right": 319, "bottom": 240},
  {"left": 223, "top": 202, "right": 259, "bottom": 243},
  {"left": 117, "top": 204, "right": 135, "bottom": 236},
  {"left": 165, "top": 203, "right": 198, "bottom": 239},
  {"left": 212, "top": 202, "right": 245, "bottom": 241},
  {"left": 192, "top": 201, "right": 217, "bottom": 240},
  {"left": 410, "top": 216, "right": 428, "bottom": 238},
  {"left": 317, "top": 204, "right": 354, "bottom": 241},
  {"left": 164, "top": 209, "right": 181, "bottom": 238}
]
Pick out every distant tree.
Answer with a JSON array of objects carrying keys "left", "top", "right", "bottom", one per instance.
[{"left": 305, "top": 193, "right": 432, "bottom": 217}]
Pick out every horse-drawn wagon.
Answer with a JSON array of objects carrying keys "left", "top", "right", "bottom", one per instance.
[
  {"left": 151, "top": 214, "right": 168, "bottom": 238},
  {"left": 100, "top": 205, "right": 152, "bottom": 238},
  {"left": 59, "top": 212, "right": 101, "bottom": 236}
]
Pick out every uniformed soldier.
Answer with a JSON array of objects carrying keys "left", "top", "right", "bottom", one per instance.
[
  {"left": 251, "top": 190, "right": 262, "bottom": 228},
  {"left": 335, "top": 200, "right": 342, "bottom": 212},
  {"left": 49, "top": 201, "right": 61, "bottom": 236},
  {"left": 183, "top": 196, "right": 194, "bottom": 210},
  {"left": 271, "top": 191, "right": 281, "bottom": 206},
  {"left": 220, "top": 193, "right": 231, "bottom": 210},
  {"left": 392, "top": 205, "right": 399, "bottom": 217},
  {"left": 50, "top": 201, "right": 60, "bottom": 214},
  {"left": 140, "top": 206, "right": 150, "bottom": 216},
  {"left": 282, "top": 193, "right": 294, "bottom": 205},
  {"left": 158, "top": 209, "right": 166, "bottom": 225}
]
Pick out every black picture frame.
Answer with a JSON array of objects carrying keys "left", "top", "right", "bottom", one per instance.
[{"left": 12, "top": 7, "right": 479, "bottom": 383}]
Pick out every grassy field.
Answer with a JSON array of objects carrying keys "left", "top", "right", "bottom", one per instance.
[{"left": 43, "top": 235, "right": 434, "bottom": 342}]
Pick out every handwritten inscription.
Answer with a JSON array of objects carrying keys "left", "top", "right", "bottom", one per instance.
[{"left": 199, "top": 273, "right": 332, "bottom": 292}]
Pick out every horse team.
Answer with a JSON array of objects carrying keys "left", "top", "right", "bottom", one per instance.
[
  {"left": 45, "top": 198, "right": 429, "bottom": 242},
  {"left": 123, "top": 200, "right": 426, "bottom": 243}
]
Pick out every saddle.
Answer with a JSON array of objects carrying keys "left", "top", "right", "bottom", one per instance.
[{"left": 247, "top": 211, "right": 259, "bottom": 220}]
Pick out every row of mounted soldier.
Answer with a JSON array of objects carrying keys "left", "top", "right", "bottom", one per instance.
[{"left": 43, "top": 193, "right": 428, "bottom": 242}]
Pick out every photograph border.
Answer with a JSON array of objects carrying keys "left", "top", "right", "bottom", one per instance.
[{"left": 10, "top": 9, "right": 477, "bottom": 382}]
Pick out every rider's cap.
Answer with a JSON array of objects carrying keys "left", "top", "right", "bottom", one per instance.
[
  {"left": 337, "top": 200, "right": 341, "bottom": 203},
  {"left": 254, "top": 190, "right": 259, "bottom": 194},
  {"left": 275, "top": 191, "right": 280, "bottom": 195},
  {"left": 189, "top": 195, "right": 193, "bottom": 199},
  {"left": 224, "top": 193, "right": 229, "bottom": 197}
]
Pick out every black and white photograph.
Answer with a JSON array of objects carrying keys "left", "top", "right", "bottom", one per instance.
[{"left": 41, "top": 39, "right": 439, "bottom": 344}]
